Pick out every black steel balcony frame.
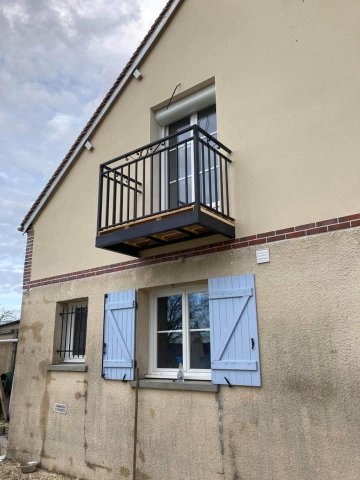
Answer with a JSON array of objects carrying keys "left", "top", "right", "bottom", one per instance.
[{"left": 96, "top": 125, "right": 234, "bottom": 256}]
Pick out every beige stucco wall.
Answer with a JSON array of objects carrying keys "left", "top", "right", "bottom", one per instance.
[
  {"left": 9, "top": 229, "right": 360, "bottom": 479},
  {"left": 29, "top": 0, "right": 360, "bottom": 280}
]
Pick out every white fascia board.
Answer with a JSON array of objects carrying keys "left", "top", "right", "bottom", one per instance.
[{"left": 22, "top": 0, "right": 183, "bottom": 233}]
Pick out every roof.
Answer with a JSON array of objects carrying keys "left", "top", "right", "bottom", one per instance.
[
  {"left": 19, "top": 0, "right": 182, "bottom": 232},
  {"left": 0, "top": 320, "right": 20, "bottom": 329}
]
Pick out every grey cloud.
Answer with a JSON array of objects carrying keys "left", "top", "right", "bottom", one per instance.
[{"left": 0, "top": 0, "right": 167, "bottom": 313}]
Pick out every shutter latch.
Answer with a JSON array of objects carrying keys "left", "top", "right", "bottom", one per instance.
[
  {"left": 224, "top": 376, "right": 232, "bottom": 388},
  {"left": 251, "top": 338, "right": 255, "bottom": 350}
]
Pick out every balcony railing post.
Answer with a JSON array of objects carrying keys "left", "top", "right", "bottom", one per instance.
[
  {"left": 97, "top": 165, "right": 104, "bottom": 233},
  {"left": 193, "top": 125, "right": 201, "bottom": 213}
]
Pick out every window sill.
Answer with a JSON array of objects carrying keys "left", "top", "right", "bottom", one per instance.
[
  {"left": 47, "top": 363, "right": 88, "bottom": 372},
  {"left": 129, "top": 379, "right": 218, "bottom": 392}
]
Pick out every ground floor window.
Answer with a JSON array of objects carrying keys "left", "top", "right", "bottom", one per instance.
[
  {"left": 149, "top": 285, "right": 210, "bottom": 380},
  {"left": 57, "top": 302, "right": 87, "bottom": 362}
]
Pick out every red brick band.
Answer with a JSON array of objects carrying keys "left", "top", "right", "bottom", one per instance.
[
  {"left": 23, "top": 213, "right": 360, "bottom": 290},
  {"left": 23, "top": 227, "right": 34, "bottom": 289}
]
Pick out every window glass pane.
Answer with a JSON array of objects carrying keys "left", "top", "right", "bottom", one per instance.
[
  {"left": 73, "top": 306, "right": 87, "bottom": 356},
  {"left": 157, "top": 295, "right": 182, "bottom": 331},
  {"left": 198, "top": 105, "right": 217, "bottom": 137},
  {"left": 190, "top": 331, "right": 210, "bottom": 369},
  {"left": 169, "top": 116, "right": 191, "bottom": 145},
  {"left": 188, "top": 292, "right": 209, "bottom": 329},
  {"left": 157, "top": 332, "right": 183, "bottom": 368}
]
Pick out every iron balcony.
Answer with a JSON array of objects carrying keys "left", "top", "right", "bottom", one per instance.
[{"left": 96, "top": 125, "right": 235, "bottom": 257}]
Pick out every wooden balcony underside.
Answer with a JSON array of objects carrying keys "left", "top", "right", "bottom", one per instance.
[{"left": 96, "top": 205, "right": 235, "bottom": 257}]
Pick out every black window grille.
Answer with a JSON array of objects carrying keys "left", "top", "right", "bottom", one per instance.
[{"left": 57, "top": 304, "right": 87, "bottom": 360}]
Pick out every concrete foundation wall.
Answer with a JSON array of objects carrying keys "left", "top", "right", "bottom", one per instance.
[{"left": 9, "top": 230, "right": 360, "bottom": 479}]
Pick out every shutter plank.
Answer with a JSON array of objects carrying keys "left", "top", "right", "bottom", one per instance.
[{"left": 211, "top": 360, "right": 257, "bottom": 370}]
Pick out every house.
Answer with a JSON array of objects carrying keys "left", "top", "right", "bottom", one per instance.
[
  {"left": 9, "top": 1, "right": 360, "bottom": 479},
  {"left": 0, "top": 320, "right": 19, "bottom": 382}
]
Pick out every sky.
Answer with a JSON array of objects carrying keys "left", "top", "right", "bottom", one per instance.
[{"left": 0, "top": 0, "right": 168, "bottom": 316}]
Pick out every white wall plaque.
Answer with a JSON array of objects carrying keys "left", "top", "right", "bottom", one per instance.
[
  {"left": 256, "top": 248, "right": 270, "bottom": 264},
  {"left": 54, "top": 403, "right": 68, "bottom": 414}
]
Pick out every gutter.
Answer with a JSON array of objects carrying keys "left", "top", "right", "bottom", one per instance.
[{"left": 20, "top": 0, "right": 183, "bottom": 233}]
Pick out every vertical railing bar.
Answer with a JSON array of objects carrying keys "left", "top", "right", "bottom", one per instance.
[
  {"left": 105, "top": 171, "right": 110, "bottom": 227},
  {"left": 80, "top": 305, "right": 85, "bottom": 358},
  {"left": 68, "top": 307, "right": 73, "bottom": 357},
  {"left": 142, "top": 159, "right": 146, "bottom": 217},
  {"left": 83, "top": 306, "right": 87, "bottom": 359},
  {"left": 97, "top": 167, "right": 104, "bottom": 232},
  {"left": 127, "top": 164, "right": 130, "bottom": 222},
  {"left": 207, "top": 145, "right": 212, "bottom": 208},
  {"left": 112, "top": 171, "right": 117, "bottom": 226},
  {"left": 150, "top": 155, "right": 154, "bottom": 214},
  {"left": 185, "top": 141, "right": 188, "bottom": 204},
  {"left": 119, "top": 168, "right": 124, "bottom": 224},
  {"left": 201, "top": 142, "right": 206, "bottom": 205},
  {"left": 213, "top": 149, "right": 219, "bottom": 212},
  {"left": 219, "top": 156, "right": 224, "bottom": 215},
  {"left": 159, "top": 152, "right": 162, "bottom": 213},
  {"left": 76, "top": 306, "right": 81, "bottom": 358},
  {"left": 193, "top": 126, "right": 201, "bottom": 212},
  {"left": 60, "top": 306, "right": 65, "bottom": 357},
  {"left": 176, "top": 145, "right": 179, "bottom": 207},
  {"left": 134, "top": 160, "right": 138, "bottom": 220},
  {"left": 167, "top": 148, "right": 170, "bottom": 209},
  {"left": 225, "top": 159, "right": 230, "bottom": 217}
]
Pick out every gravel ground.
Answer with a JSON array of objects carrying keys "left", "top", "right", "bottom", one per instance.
[{"left": 0, "top": 460, "right": 72, "bottom": 479}]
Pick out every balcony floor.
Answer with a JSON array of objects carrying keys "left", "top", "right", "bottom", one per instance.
[{"left": 96, "top": 205, "right": 235, "bottom": 257}]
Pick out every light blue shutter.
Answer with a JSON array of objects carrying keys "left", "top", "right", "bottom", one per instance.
[
  {"left": 102, "top": 289, "right": 136, "bottom": 381},
  {"left": 209, "top": 274, "right": 261, "bottom": 386}
]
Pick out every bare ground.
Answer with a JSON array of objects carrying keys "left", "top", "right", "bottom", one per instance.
[{"left": 0, "top": 460, "right": 72, "bottom": 479}]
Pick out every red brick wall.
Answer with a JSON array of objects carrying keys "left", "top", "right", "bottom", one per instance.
[
  {"left": 23, "top": 213, "right": 360, "bottom": 290},
  {"left": 23, "top": 227, "right": 34, "bottom": 289}
]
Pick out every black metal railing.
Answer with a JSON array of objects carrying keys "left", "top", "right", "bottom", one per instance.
[
  {"left": 57, "top": 304, "right": 87, "bottom": 360},
  {"left": 97, "top": 125, "right": 232, "bottom": 233}
]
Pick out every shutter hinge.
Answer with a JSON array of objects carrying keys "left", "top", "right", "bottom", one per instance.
[
  {"left": 251, "top": 338, "right": 255, "bottom": 350},
  {"left": 135, "top": 301, "right": 138, "bottom": 309},
  {"left": 102, "top": 372, "right": 106, "bottom": 379},
  {"left": 105, "top": 294, "right": 108, "bottom": 298},
  {"left": 103, "top": 343, "right": 107, "bottom": 355}
]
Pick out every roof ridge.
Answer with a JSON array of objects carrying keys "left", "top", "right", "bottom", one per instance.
[{"left": 19, "top": 0, "right": 179, "bottom": 231}]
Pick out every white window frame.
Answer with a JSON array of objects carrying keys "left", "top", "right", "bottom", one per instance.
[
  {"left": 62, "top": 301, "right": 87, "bottom": 363},
  {"left": 148, "top": 284, "right": 211, "bottom": 380},
  {"left": 161, "top": 108, "right": 219, "bottom": 210}
]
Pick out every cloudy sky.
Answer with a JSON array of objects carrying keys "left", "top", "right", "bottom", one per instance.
[{"left": 0, "top": 0, "right": 167, "bottom": 316}]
